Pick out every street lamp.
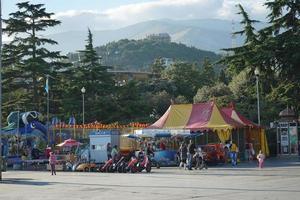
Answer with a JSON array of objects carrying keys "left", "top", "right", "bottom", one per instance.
[
  {"left": 254, "top": 67, "right": 261, "bottom": 125},
  {"left": 81, "top": 87, "right": 86, "bottom": 132}
]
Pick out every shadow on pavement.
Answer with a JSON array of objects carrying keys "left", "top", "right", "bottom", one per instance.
[{"left": 0, "top": 178, "right": 50, "bottom": 186}]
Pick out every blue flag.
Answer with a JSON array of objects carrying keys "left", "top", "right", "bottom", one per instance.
[
  {"left": 69, "top": 116, "right": 76, "bottom": 125},
  {"left": 45, "top": 78, "right": 49, "bottom": 93}
]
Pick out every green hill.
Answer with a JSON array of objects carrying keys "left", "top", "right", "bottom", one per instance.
[{"left": 93, "top": 38, "right": 220, "bottom": 70}]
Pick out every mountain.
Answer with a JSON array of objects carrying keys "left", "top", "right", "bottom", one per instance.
[{"left": 48, "top": 18, "right": 266, "bottom": 54}]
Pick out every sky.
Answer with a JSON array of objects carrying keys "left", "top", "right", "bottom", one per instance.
[{"left": 2, "top": 0, "right": 269, "bottom": 33}]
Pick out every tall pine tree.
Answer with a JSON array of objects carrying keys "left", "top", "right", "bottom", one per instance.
[
  {"left": 3, "top": 2, "right": 67, "bottom": 113},
  {"left": 70, "top": 29, "right": 114, "bottom": 122}
]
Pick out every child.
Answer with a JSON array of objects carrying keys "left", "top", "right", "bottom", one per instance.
[
  {"left": 49, "top": 152, "right": 57, "bottom": 175},
  {"left": 256, "top": 150, "right": 265, "bottom": 169}
]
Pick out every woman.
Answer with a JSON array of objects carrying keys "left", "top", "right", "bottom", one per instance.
[
  {"left": 49, "top": 152, "right": 57, "bottom": 175},
  {"left": 179, "top": 142, "right": 188, "bottom": 169}
]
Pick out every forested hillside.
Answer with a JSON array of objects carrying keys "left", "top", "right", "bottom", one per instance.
[{"left": 72, "top": 38, "right": 220, "bottom": 70}]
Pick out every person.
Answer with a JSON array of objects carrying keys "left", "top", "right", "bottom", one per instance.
[
  {"left": 159, "top": 141, "right": 166, "bottom": 150},
  {"left": 256, "top": 150, "right": 265, "bottom": 169},
  {"left": 146, "top": 143, "right": 154, "bottom": 157},
  {"left": 49, "top": 152, "right": 57, "bottom": 175},
  {"left": 178, "top": 142, "right": 188, "bottom": 169},
  {"left": 45, "top": 145, "right": 51, "bottom": 159},
  {"left": 224, "top": 146, "right": 229, "bottom": 164},
  {"left": 193, "top": 146, "right": 204, "bottom": 170},
  {"left": 111, "top": 145, "right": 119, "bottom": 161},
  {"left": 31, "top": 145, "right": 40, "bottom": 160},
  {"left": 106, "top": 143, "right": 112, "bottom": 160},
  {"left": 230, "top": 141, "right": 238, "bottom": 167},
  {"left": 187, "top": 140, "right": 195, "bottom": 170}
]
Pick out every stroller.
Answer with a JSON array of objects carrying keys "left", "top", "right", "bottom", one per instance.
[{"left": 193, "top": 149, "right": 208, "bottom": 170}]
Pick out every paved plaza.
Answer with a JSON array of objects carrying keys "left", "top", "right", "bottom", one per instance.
[{"left": 1, "top": 159, "right": 300, "bottom": 200}]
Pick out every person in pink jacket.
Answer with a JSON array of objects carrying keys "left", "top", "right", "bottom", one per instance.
[
  {"left": 256, "top": 150, "right": 265, "bottom": 169},
  {"left": 49, "top": 152, "right": 57, "bottom": 175}
]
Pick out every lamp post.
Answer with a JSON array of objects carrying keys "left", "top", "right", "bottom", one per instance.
[
  {"left": 254, "top": 67, "right": 261, "bottom": 125},
  {"left": 81, "top": 87, "right": 86, "bottom": 137}
]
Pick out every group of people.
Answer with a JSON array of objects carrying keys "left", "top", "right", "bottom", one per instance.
[
  {"left": 178, "top": 139, "right": 266, "bottom": 170},
  {"left": 178, "top": 140, "right": 204, "bottom": 170}
]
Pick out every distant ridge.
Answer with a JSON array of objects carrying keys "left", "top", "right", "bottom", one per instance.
[{"left": 47, "top": 18, "right": 266, "bottom": 54}]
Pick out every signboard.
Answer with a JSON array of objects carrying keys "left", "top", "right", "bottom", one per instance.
[{"left": 134, "top": 129, "right": 190, "bottom": 137}]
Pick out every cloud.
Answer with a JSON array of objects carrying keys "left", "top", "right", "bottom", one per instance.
[{"left": 53, "top": 0, "right": 268, "bottom": 32}]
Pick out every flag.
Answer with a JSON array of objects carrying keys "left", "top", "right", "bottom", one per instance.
[
  {"left": 69, "top": 116, "right": 76, "bottom": 125},
  {"left": 45, "top": 77, "right": 49, "bottom": 93}
]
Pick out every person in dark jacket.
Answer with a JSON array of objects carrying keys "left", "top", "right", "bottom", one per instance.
[
  {"left": 187, "top": 140, "right": 195, "bottom": 170},
  {"left": 178, "top": 142, "right": 188, "bottom": 169}
]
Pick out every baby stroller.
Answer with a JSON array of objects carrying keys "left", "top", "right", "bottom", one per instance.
[{"left": 193, "top": 149, "right": 208, "bottom": 170}]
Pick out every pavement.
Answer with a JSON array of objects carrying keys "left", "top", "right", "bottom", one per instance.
[{"left": 1, "top": 158, "right": 300, "bottom": 200}]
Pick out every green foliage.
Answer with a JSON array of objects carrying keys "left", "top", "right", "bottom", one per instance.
[
  {"left": 94, "top": 39, "right": 220, "bottom": 70},
  {"left": 200, "top": 58, "right": 216, "bottom": 86},
  {"left": 193, "top": 83, "right": 233, "bottom": 106},
  {"left": 219, "top": 0, "right": 300, "bottom": 124},
  {"left": 2, "top": 1, "right": 299, "bottom": 127},
  {"left": 2, "top": 2, "right": 69, "bottom": 118},
  {"left": 64, "top": 29, "right": 115, "bottom": 123},
  {"left": 175, "top": 95, "right": 189, "bottom": 104},
  {"left": 150, "top": 58, "right": 165, "bottom": 78},
  {"left": 162, "top": 62, "right": 202, "bottom": 102}
]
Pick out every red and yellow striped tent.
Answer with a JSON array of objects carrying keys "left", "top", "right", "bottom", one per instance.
[{"left": 149, "top": 101, "right": 244, "bottom": 142}]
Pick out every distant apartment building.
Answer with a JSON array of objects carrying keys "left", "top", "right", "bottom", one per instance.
[
  {"left": 107, "top": 70, "right": 154, "bottom": 86},
  {"left": 146, "top": 33, "right": 171, "bottom": 43}
]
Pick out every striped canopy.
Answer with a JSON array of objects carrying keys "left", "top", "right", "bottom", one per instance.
[
  {"left": 221, "top": 104, "right": 259, "bottom": 128},
  {"left": 149, "top": 101, "right": 243, "bottom": 131}
]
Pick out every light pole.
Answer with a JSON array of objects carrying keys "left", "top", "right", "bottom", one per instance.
[
  {"left": 254, "top": 67, "right": 261, "bottom": 125},
  {"left": 81, "top": 87, "right": 86, "bottom": 137}
]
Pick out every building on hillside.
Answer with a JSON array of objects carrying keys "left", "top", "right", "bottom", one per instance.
[
  {"left": 146, "top": 33, "right": 171, "bottom": 42},
  {"left": 108, "top": 70, "right": 154, "bottom": 86},
  {"left": 161, "top": 57, "right": 174, "bottom": 67}
]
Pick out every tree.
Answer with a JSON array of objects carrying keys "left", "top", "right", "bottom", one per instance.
[
  {"left": 70, "top": 29, "right": 115, "bottom": 122},
  {"left": 3, "top": 2, "right": 67, "bottom": 112},
  {"left": 193, "top": 83, "right": 233, "bottom": 107},
  {"left": 220, "top": 0, "right": 300, "bottom": 123},
  {"left": 200, "top": 57, "right": 215, "bottom": 86},
  {"left": 162, "top": 62, "right": 202, "bottom": 102},
  {"left": 218, "top": 69, "right": 228, "bottom": 84},
  {"left": 150, "top": 58, "right": 165, "bottom": 78}
]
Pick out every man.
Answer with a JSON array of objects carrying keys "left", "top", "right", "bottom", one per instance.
[
  {"left": 187, "top": 140, "right": 195, "bottom": 170},
  {"left": 106, "top": 143, "right": 112, "bottom": 160}
]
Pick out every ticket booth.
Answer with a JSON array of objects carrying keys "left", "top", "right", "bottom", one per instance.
[
  {"left": 89, "top": 130, "right": 120, "bottom": 163},
  {"left": 276, "top": 107, "right": 299, "bottom": 155}
]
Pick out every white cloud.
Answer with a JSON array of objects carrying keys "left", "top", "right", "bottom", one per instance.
[{"left": 53, "top": 0, "right": 268, "bottom": 32}]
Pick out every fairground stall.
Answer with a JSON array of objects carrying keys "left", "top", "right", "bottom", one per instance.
[{"left": 138, "top": 101, "right": 269, "bottom": 162}]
